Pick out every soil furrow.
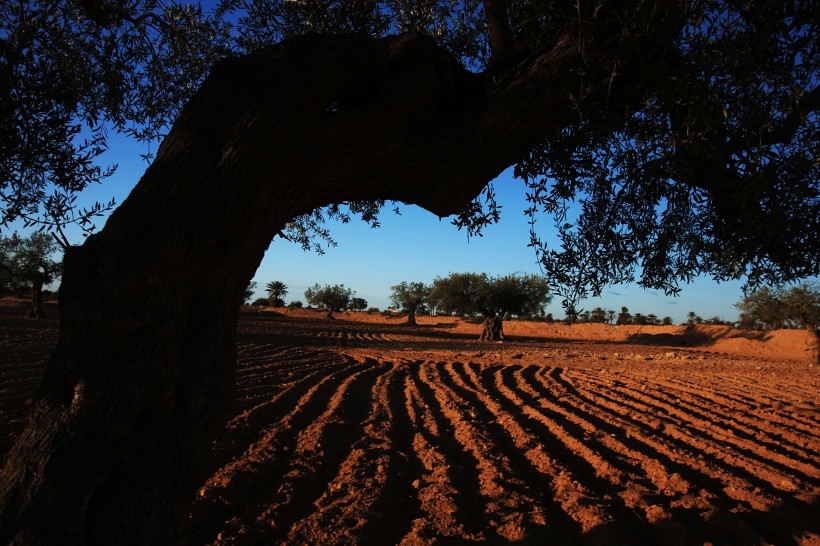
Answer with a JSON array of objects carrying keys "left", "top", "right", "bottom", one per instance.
[
  {"left": 432, "top": 360, "right": 595, "bottom": 542},
  {"left": 189, "top": 357, "right": 375, "bottom": 544},
  {"left": 647, "top": 376, "right": 819, "bottom": 458},
  {"left": 537, "top": 367, "right": 774, "bottom": 511},
  {"left": 400, "top": 366, "right": 485, "bottom": 543},
  {"left": 410, "top": 361, "right": 496, "bottom": 538},
  {"left": 628, "top": 376, "right": 820, "bottom": 472},
  {"left": 242, "top": 360, "right": 387, "bottom": 543},
  {"left": 2, "top": 305, "right": 817, "bottom": 544},
  {"left": 508, "top": 365, "right": 701, "bottom": 511},
  {"left": 571, "top": 369, "right": 820, "bottom": 490}
]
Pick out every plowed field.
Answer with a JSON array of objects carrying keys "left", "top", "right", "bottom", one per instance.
[{"left": 1, "top": 300, "right": 818, "bottom": 545}]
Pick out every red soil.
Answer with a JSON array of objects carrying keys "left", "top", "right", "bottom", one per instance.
[{"left": 1, "top": 300, "right": 818, "bottom": 544}]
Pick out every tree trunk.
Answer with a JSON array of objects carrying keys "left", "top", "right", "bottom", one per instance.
[
  {"left": 407, "top": 309, "right": 417, "bottom": 325},
  {"left": 0, "top": 28, "right": 672, "bottom": 544},
  {"left": 325, "top": 308, "right": 335, "bottom": 319},
  {"left": 799, "top": 315, "right": 820, "bottom": 365},
  {"left": 27, "top": 279, "right": 44, "bottom": 319},
  {"left": 813, "top": 328, "right": 820, "bottom": 366},
  {"left": 480, "top": 315, "right": 504, "bottom": 341}
]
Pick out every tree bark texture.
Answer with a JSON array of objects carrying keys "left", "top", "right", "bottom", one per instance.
[
  {"left": 27, "top": 279, "right": 44, "bottom": 319},
  {"left": 0, "top": 27, "right": 674, "bottom": 544},
  {"left": 480, "top": 315, "right": 505, "bottom": 341}
]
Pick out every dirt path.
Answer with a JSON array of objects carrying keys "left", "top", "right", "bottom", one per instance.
[{"left": 1, "top": 303, "right": 818, "bottom": 544}]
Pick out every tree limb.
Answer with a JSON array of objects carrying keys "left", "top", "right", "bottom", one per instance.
[{"left": 483, "top": 0, "right": 514, "bottom": 71}]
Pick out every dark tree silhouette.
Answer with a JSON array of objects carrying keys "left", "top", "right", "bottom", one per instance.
[
  {"left": 0, "top": 1, "right": 817, "bottom": 543},
  {"left": 265, "top": 280, "right": 288, "bottom": 307}
]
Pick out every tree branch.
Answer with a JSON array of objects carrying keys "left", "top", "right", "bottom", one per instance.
[
  {"left": 483, "top": 0, "right": 514, "bottom": 71},
  {"left": 725, "top": 85, "right": 820, "bottom": 154}
]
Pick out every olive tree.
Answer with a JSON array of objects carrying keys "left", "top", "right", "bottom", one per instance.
[
  {"left": 0, "top": 232, "right": 63, "bottom": 318},
  {"left": 0, "top": 1, "right": 817, "bottom": 542},
  {"left": 390, "top": 281, "right": 430, "bottom": 325},
  {"left": 430, "top": 272, "right": 551, "bottom": 340},
  {"left": 304, "top": 283, "right": 354, "bottom": 319},
  {"left": 476, "top": 273, "right": 552, "bottom": 340},
  {"left": 736, "top": 283, "right": 820, "bottom": 331}
]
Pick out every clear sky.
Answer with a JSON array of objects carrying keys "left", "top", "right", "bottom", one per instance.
[{"left": 48, "top": 131, "right": 749, "bottom": 325}]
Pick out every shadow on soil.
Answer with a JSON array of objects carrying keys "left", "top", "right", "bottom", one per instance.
[
  {"left": 626, "top": 325, "right": 770, "bottom": 348},
  {"left": 584, "top": 496, "right": 819, "bottom": 546}
]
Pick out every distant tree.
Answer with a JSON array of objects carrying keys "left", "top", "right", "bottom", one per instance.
[
  {"left": 0, "top": 232, "right": 63, "bottom": 318},
  {"left": 704, "top": 316, "right": 727, "bottom": 325},
  {"left": 350, "top": 297, "right": 368, "bottom": 312},
  {"left": 563, "top": 306, "right": 579, "bottom": 325},
  {"left": 390, "top": 281, "right": 430, "bottom": 325},
  {"left": 578, "top": 310, "right": 591, "bottom": 323},
  {"left": 304, "top": 283, "right": 354, "bottom": 319},
  {"left": 783, "top": 283, "right": 820, "bottom": 332},
  {"left": 251, "top": 297, "right": 269, "bottom": 307},
  {"left": 545, "top": 313, "right": 554, "bottom": 323},
  {"left": 429, "top": 272, "right": 551, "bottom": 339},
  {"left": 606, "top": 309, "right": 616, "bottom": 325},
  {"left": 288, "top": 300, "right": 303, "bottom": 308},
  {"left": 475, "top": 274, "right": 552, "bottom": 340},
  {"left": 616, "top": 307, "right": 632, "bottom": 326},
  {"left": 737, "top": 283, "right": 820, "bottom": 331},
  {"left": 633, "top": 313, "right": 649, "bottom": 325},
  {"left": 736, "top": 288, "right": 785, "bottom": 330},
  {"left": 589, "top": 307, "right": 608, "bottom": 324},
  {"left": 265, "top": 281, "right": 288, "bottom": 307},
  {"left": 661, "top": 316, "right": 673, "bottom": 326},
  {"left": 686, "top": 311, "right": 701, "bottom": 325},
  {"left": 646, "top": 314, "right": 659, "bottom": 325},
  {"left": 429, "top": 273, "right": 484, "bottom": 317}
]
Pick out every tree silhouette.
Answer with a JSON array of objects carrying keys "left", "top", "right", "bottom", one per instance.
[
  {"left": 0, "top": 232, "right": 63, "bottom": 318},
  {"left": 616, "top": 307, "right": 632, "bottom": 326},
  {"left": 265, "top": 281, "right": 288, "bottom": 307},
  {"left": 1, "top": 1, "right": 817, "bottom": 542}
]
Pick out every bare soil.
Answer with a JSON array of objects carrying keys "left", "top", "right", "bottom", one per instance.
[{"left": 1, "top": 299, "right": 818, "bottom": 545}]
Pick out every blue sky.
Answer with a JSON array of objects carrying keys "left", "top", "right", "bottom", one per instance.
[{"left": 56, "top": 131, "right": 747, "bottom": 324}]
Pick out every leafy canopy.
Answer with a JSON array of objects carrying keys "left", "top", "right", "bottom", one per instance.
[
  {"left": 390, "top": 281, "right": 431, "bottom": 314},
  {"left": 265, "top": 280, "right": 288, "bottom": 306},
  {"left": 304, "top": 283, "right": 354, "bottom": 311},
  {"left": 429, "top": 272, "right": 551, "bottom": 319},
  {"left": 0, "top": 232, "right": 63, "bottom": 292},
  {"left": 2, "top": 0, "right": 817, "bottom": 301},
  {"left": 736, "top": 283, "right": 820, "bottom": 330}
]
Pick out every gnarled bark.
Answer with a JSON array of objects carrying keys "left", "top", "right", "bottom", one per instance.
[
  {"left": 0, "top": 27, "right": 670, "bottom": 544},
  {"left": 27, "top": 278, "right": 45, "bottom": 319},
  {"left": 480, "top": 315, "right": 505, "bottom": 341}
]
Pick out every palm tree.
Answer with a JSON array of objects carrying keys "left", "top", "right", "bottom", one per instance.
[
  {"left": 265, "top": 281, "right": 288, "bottom": 307},
  {"left": 687, "top": 311, "right": 698, "bottom": 325}
]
